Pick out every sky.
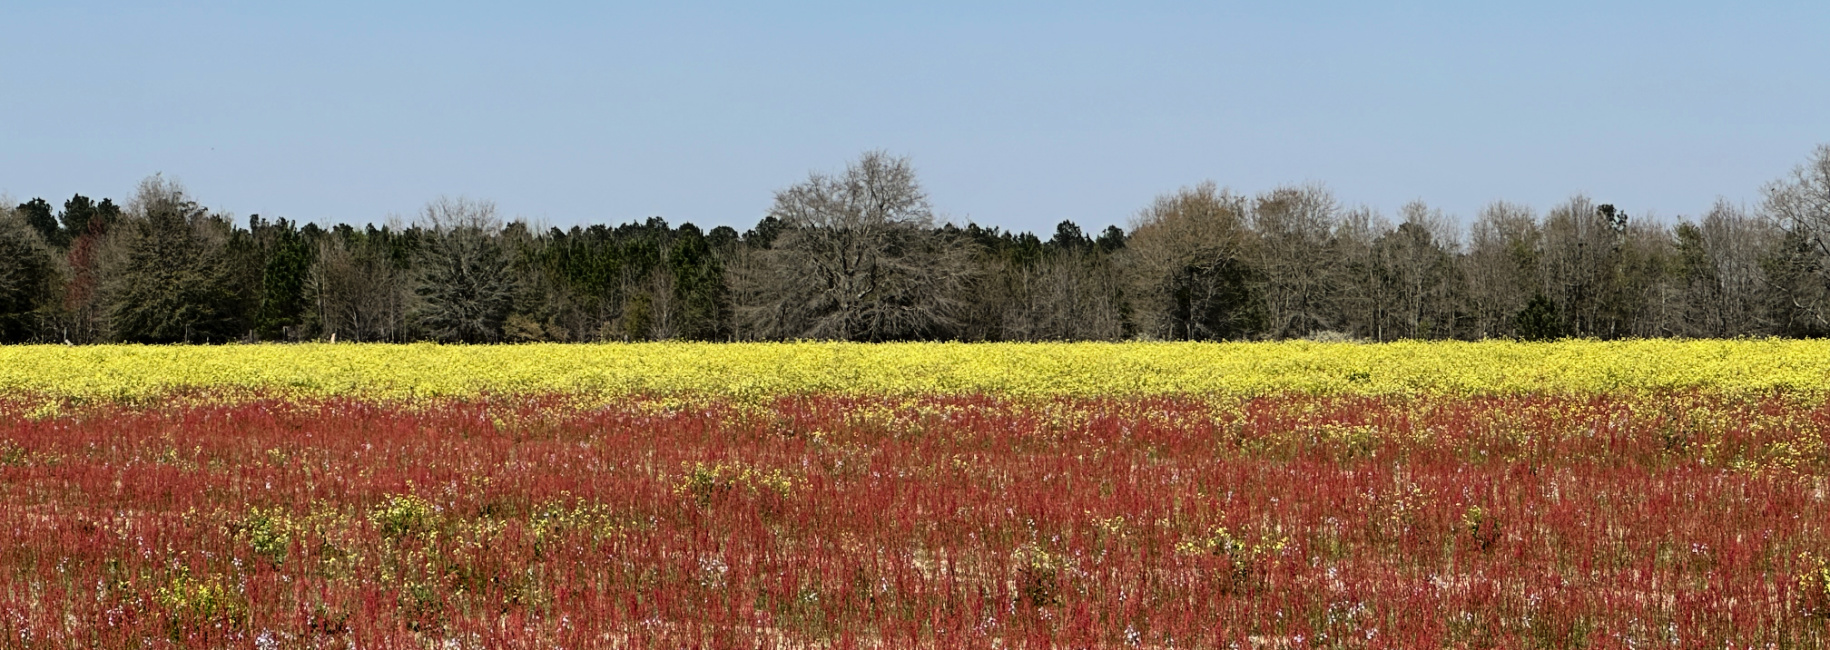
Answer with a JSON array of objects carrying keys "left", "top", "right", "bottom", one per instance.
[{"left": 3, "top": 1, "right": 1827, "bottom": 235}]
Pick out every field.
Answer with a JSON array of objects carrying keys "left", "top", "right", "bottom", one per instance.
[{"left": 3, "top": 343, "right": 1830, "bottom": 648}]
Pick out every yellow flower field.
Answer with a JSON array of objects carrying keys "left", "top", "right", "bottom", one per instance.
[{"left": 1, "top": 338, "right": 1824, "bottom": 402}]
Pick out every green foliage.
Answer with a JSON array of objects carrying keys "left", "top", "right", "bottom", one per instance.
[
  {"left": 1760, "top": 230, "right": 1829, "bottom": 338},
  {"left": 17, "top": 145, "right": 1830, "bottom": 345},
  {"left": 527, "top": 216, "right": 732, "bottom": 342},
  {"left": 1674, "top": 222, "right": 1711, "bottom": 281},
  {"left": 229, "top": 506, "right": 295, "bottom": 564},
  {"left": 100, "top": 182, "right": 247, "bottom": 343},
  {"left": 1515, "top": 293, "right": 1564, "bottom": 341},
  {"left": 156, "top": 572, "right": 246, "bottom": 637},
  {"left": 371, "top": 493, "right": 438, "bottom": 539},
  {"left": 743, "top": 215, "right": 787, "bottom": 249},
  {"left": 669, "top": 223, "right": 728, "bottom": 341},
  {"left": 59, "top": 194, "right": 121, "bottom": 242},
  {"left": 253, "top": 217, "right": 313, "bottom": 340},
  {"left": 14, "top": 198, "right": 59, "bottom": 247},
  {"left": 0, "top": 439, "right": 27, "bottom": 466},
  {"left": 0, "top": 211, "right": 59, "bottom": 342},
  {"left": 1168, "top": 257, "right": 1261, "bottom": 341},
  {"left": 1095, "top": 224, "right": 1127, "bottom": 252}
]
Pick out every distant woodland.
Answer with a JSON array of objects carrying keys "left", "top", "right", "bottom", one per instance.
[{"left": 3, "top": 146, "right": 1830, "bottom": 344}]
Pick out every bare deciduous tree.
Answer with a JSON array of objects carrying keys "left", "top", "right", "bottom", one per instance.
[
  {"left": 1540, "top": 195, "right": 1682, "bottom": 338},
  {"left": 411, "top": 197, "right": 518, "bottom": 343},
  {"left": 1669, "top": 201, "right": 1774, "bottom": 337},
  {"left": 1250, "top": 184, "right": 1341, "bottom": 339},
  {"left": 308, "top": 235, "right": 407, "bottom": 341},
  {"left": 999, "top": 249, "right": 1129, "bottom": 341},
  {"left": 737, "top": 151, "right": 972, "bottom": 341},
  {"left": 1461, "top": 202, "right": 1541, "bottom": 339},
  {"left": 1615, "top": 217, "right": 1680, "bottom": 338},
  {"left": 1330, "top": 207, "right": 1387, "bottom": 340},
  {"left": 1539, "top": 195, "right": 1618, "bottom": 337},
  {"left": 1366, "top": 201, "right": 1461, "bottom": 341},
  {"left": 1763, "top": 145, "right": 1830, "bottom": 328},
  {"left": 1123, "top": 182, "right": 1260, "bottom": 340}
]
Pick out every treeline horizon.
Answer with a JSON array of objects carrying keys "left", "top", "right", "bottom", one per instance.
[{"left": 3, "top": 146, "right": 1830, "bottom": 345}]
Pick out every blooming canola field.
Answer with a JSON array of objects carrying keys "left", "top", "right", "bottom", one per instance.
[
  {"left": 3, "top": 342, "right": 1830, "bottom": 648},
  {"left": 6, "top": 339, "right": 1830, "bottom": 403}
]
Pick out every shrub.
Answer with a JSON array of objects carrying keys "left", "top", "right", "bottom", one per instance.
[
  {"left": 1012, "top": 544, "right": 1062, "bottom": 607},
  {"left": 371, "top": 493, "right": 437, "bottom": 539},
  {"left": 1462, "top": 505, "right": 1502, "bottom": 551},
  {"left": 1177, "top": 526, "right": 1286, "bottom": 594}
]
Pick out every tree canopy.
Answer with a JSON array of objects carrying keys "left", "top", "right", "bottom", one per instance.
[{"left": 8, "top": 146, "right": 1830, "bottom": 344}]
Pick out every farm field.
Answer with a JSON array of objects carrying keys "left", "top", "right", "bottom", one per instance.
[
  {"left": 11, "top": 339, "right": 1830, "bottom": 402},
  {"left": 3, "top": 343, "right": 1830, "bottom": 648}
]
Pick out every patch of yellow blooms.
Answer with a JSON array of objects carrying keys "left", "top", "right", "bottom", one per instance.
[{"left": 1, "top": 339, "right": 1827, "bottom": 403}]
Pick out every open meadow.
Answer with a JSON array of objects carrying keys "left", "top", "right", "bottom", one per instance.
[{"left": 4, "top": 341, "right": 1830, "bottom": 648}]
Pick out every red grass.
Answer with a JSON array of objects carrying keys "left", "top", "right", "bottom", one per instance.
[{"left": 1, "top": 393, "right": 1828, "bottom": 648}]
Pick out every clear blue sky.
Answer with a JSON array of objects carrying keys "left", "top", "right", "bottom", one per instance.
[{"left": 4, "top": 1, "right": 1826, "bottom": 235}]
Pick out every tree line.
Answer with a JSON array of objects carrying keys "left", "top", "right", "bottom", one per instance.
[{"left": 4, "top": 147, "right": 1830, "bottom": 344}]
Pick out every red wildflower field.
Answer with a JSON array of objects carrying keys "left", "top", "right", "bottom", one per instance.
[{"left": 2, "top": 393, "right": 1829, "bottom": 648}]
